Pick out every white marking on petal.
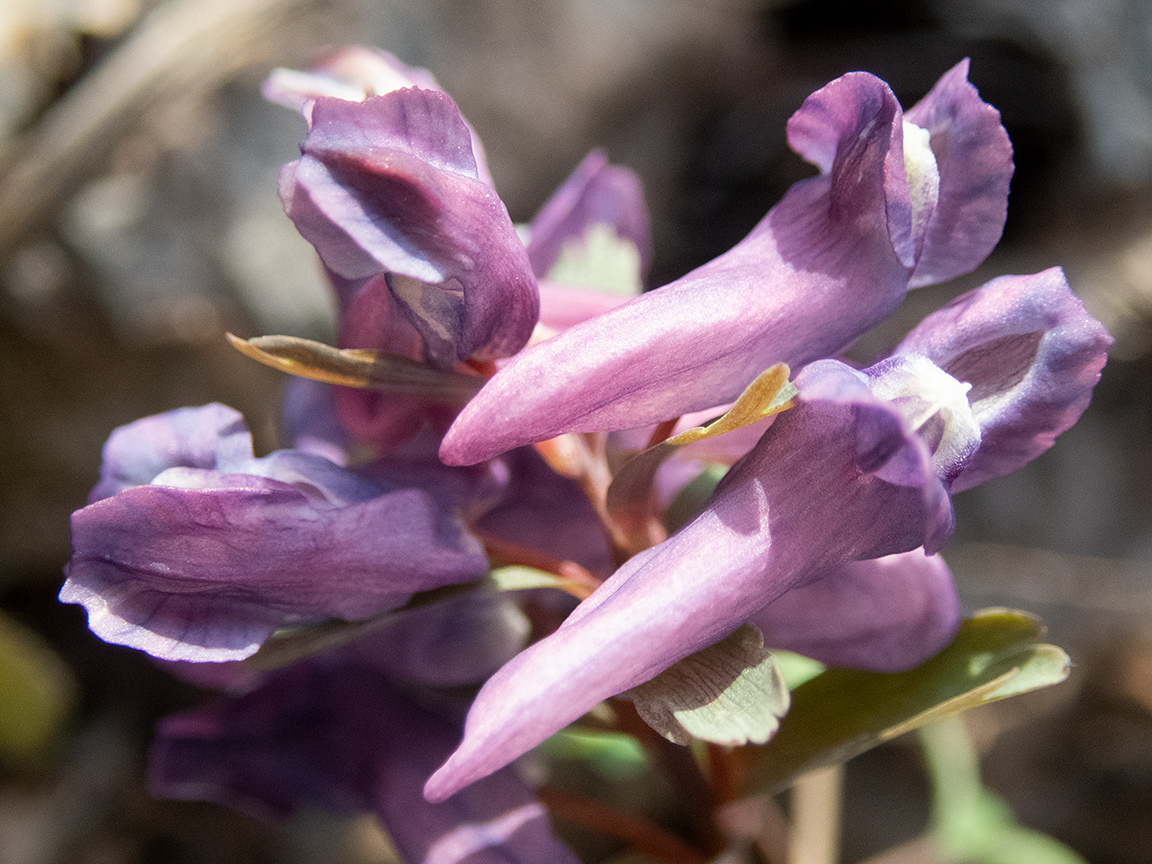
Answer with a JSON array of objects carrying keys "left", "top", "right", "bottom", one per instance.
[{"left": 903, "top": 121, "right": 940, "bottom": 249}]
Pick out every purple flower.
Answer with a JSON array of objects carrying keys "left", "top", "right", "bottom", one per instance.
[
  {"left": 424, "top": 267, "right": 1109, "bottom": 801},
  {"left": 440, "top": 60, "right": 1014, "bottom": 466},
  {"left": 60, "top": 404, "right": 491, "bottom": 662},
  {"left": 150, "top": 593, "right": 578, "bottom": 864},
  {"left": 524, "top": 148, "right": 652, "bottom": 286},
  {"left": 279, "top": 76, "right": 538, "bottom": 368}
]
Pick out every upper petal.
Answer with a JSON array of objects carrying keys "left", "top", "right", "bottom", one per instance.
[
  {"left": 89, "top": 404, "right": 253, "bottom": 503},
  {"left": 903, "top": 59, "right": 1014, "bottom": 288},
  {"left": 441, "top": 72, "right": 913, "bottom": 465},
  {"left": 282, "top": 90, "right": 538, "bottom": 364},
  {"left": 895, "top": 267, "right": 1111, "bottom": 491}
]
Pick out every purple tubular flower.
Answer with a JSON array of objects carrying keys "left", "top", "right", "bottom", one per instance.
[
  {"left": 439, "top": 61, "right": 1012, "bottom": 466},
  {"left": 425, "top": 363, "right": 953, "bottom": 801},
  {"left": 151, "top": 660, "right": 578, "bottom": 864},
  {"left": 88, "top": 403, "right": 252, "bottom": 503},
  {"left": 61, "top": 405, "right": 488, "bottom": 662},
  {"left": 280, "top": 88, "right": 538, "bottom": 366},
  {"left": 525, "top": 148, "right": 652, "bottom": 281},
  {"left": 264, "top": 46, "right": 494, "bottom": 185},
  {"left": 751, "top": 549, "right": 961, "bottom": 672},
  {"left": 894, "top": 267, "right": 1112, "bottom": 491}
]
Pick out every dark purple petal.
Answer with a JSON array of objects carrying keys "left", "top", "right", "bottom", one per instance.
[
  {"left": 151, "top": 663, "right": 579, "bottom": 863},
  {"left": 525, "top": 149, "right": 652, "bottom": 281},
  {"left": 90, "top": 404, "right": 253, "bottom": 503},
  {"left": 349, "top": 592, "right": 530, "bottom": 687},
  {"left": 904, "top": 60, "right": 1014, "bottom": 288},
  {"left": 753, "top": 549, "right": 960, "bottom": 672},
  {"left": 62, "top": 458, "right": 488, "bottom": 662},
  {"left": 426, "top": 368, "right": 950, "bottom": 800},
  {"left": 476, "top": 447, "right": 614, "bottom": 577},
  {"left": 895, "top": 267, "right": 1111, "bottom": 491},
  {"left": 279, "top": 377, "right": 350, "bottom": 465},
  {"left": 264, "top": 47, "right": 493, "bottom": 184},
  {"left": 440, "top": 71, "right": 914, "bottom": 465},
  {"left": 282, "top": 90, "right": 538, "bottom": 365}
]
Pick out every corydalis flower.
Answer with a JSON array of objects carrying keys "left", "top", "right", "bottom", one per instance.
[
  {"left": 60, "top": 404, "right": 490, "bottom": 662},
  {"left": 425, "top": 267, "right": 1109, "bottom": 801},
  {"left": 148, "top": 579, "right": 577, "bottom": 863},
  {"left": 440, "top": 60, "right": 1013, "bottom": 465},
  {"left": 152, "top": 658, "right": 580, "bottom": 864},
  {"left": 278, "top": 55, "right": 538, "bottom": 368}
]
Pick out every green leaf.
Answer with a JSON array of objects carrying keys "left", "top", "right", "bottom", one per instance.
[
  {"left": 546, "top": 222, "right": 644, "bottom": 295},
  {"left": 921, "top": 714, "right": 1088, "bottom": 864},
  {"left": 0, "top": 610, "right": 77, "bottom": 760},
  {"left": 624, "top": 624, "right": 790, "bottom": 746},
  {"left": 663, "top": 463, "right": 728, "bottom": 534},
  {"left": 737, "top": 609, "right": 1070, "bottom": 795},
  {"left": 539, "top": 728, "right": 651, "bottom": 781},
  {"left": 227, "top": 333, "right": 483, "bottom": 404}
]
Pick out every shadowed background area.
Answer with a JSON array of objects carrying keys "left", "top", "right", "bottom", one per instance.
[{"left": 1, "top": 0, "right": 1150, "bottom": 862}]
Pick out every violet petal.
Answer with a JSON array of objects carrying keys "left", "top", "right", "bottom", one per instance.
[
  {"left": 526, "top": 149, "right": 652, "bottom": 281},
  {"left": 440, "top": 70, "right": 913, "bottom": 464},
  {"left": 426, "top": 367, "right": 950, "bottom": 800},
  {"left": 90, "top": 403, "right": 253, "bottom": 503},
  {"left": 903, "top": 60, "right": 1014, "bottom": 288},
  {"left": 895, "top": 267, "right": 1111, "bottom": 491},
  {"left": 753, "top": 549, "right": 960, "bottom": 672},
  {"left": 282, "top": 90, "right": 538, "bottom": 365},
  {"left": 151, "top": 662, "right": 578, "bottom": 863},
  {"left": 62, "top": 458, "right": 487, "bottom": 662}
]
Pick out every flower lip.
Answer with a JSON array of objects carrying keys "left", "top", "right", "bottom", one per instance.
[{"left": 863, "top": 353, "right": 981, "bottom": 485}]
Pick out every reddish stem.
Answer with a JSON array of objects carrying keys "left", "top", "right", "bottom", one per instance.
[{"left": 537, "top": 785, "right": 710, "bottom": 864}]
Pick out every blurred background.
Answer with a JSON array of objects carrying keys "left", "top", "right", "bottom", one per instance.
[{"left": 0, "top": 0, "right": 1149, "bottom": 862}]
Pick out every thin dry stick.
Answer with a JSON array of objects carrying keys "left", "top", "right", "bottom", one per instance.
[
  {"left": 789, "top": 764, "right": 844, "bottom": 864},
  {"left": 0, "top": 0, "right": 320, "bottom": 259}
]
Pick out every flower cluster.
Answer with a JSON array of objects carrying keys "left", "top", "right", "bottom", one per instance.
[{"left": 62, "top": 47, "right": 1110, "bottom": 861}]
